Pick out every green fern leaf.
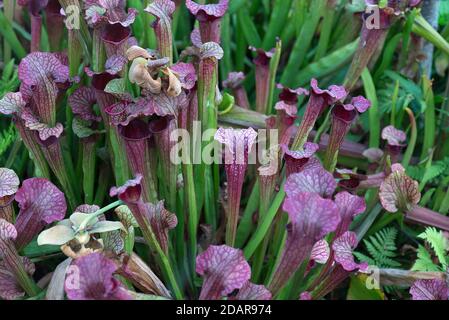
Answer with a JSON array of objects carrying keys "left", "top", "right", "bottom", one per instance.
[
  {"left": 355, "top": 227, "right": 401, "bottom": 268},
  {"left": 407, "top": 165, "right": 425, "bottom": 181},
  {"left": 418, "top": 227, "right": 449, "bottom": 268},
  {"left": 353, "top": 252, "right": 376, "bottom": 266},
  {"left": 412, "top": 245, "right": 442, "bottom": 272},
  {"left": 407, "top": 158, "right": 449, "bottom": 187},
  {"left": 421, "top": 163, "right": 447, "bottom": 186}
]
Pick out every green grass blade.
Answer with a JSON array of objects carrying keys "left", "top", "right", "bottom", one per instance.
[
  {"left": 421, "top": 75, "right": 436, "bottom": 161},
  {"left": 244, "top": 186, "right": 285, "bottom": 260},
  {"left": 313, "top": 1, "right": 336, "bottom": 60},
  {"left": 361, "top": 69, "right": 380, "bottom": 148},
  {"left": 237, "top": 8, "right": 262, "bottom": 49},
  {"left": 262, "top": 0, "right": 293, "bottom": 50},
  {"left": 281, "top": 0, "right": 325, "bottom": 85},
  {"left": 413, "top": 14, "right": 449, "bottom": 56},
  {"left": 294, "top": 38, "right": 359, "bottom": 86},
  {"left": 0, "top": 10, "right": 26, "bottom": 59}
]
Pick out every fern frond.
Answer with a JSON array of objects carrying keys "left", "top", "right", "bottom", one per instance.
[
  {"left": 407, "top": 165, "right": 425, "bottom": 182},
  {"left": 407, "top": 157, "right": 449, "bottom": 186},
  {"left": 412, "top": 245, "right": 442, "bottom": 272},
  {"left": 422, "top": 163, "right": 447, "bottom": 185},
  {"left": 355, "top": 227, "right": 401, "bottom": 268},
  {"left": 418, "top": 227, "right": 449, "bottom": 268},
  {"left": 353, "top": 252, "right": 376, "bottom": 266}
]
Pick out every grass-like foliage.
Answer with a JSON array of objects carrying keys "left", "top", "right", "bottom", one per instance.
[{"left": 1, "top": 0, "right": 449, "bottom": 302}]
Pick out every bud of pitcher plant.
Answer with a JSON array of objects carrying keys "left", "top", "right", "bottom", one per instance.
[
  {"left": 129, "top": 58, "right": 163, "bottom": 94},
  {"left": 381, "top": 125, "right": 407, "bottom": 163}
]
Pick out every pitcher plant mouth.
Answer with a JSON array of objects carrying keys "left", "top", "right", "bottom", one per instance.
[
  {"left": 101, "top": 24, "right": 132, "bottom": 45},
  {"left": 92, "top": 73, "right": 120, "bottom": 91},
  {"left": 119, "top": 119, "right": 151, "bottom": 141}
]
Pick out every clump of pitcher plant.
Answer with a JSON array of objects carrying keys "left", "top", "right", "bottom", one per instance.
[
  {"left": 0, "top": 52, "right": 80, "bottom": 210},
  {"left": 1, "top": 0, "right": 448, "bottom": 302},
  {"left": 291, "top": 79, "right": 347, "bottom": 150}
]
